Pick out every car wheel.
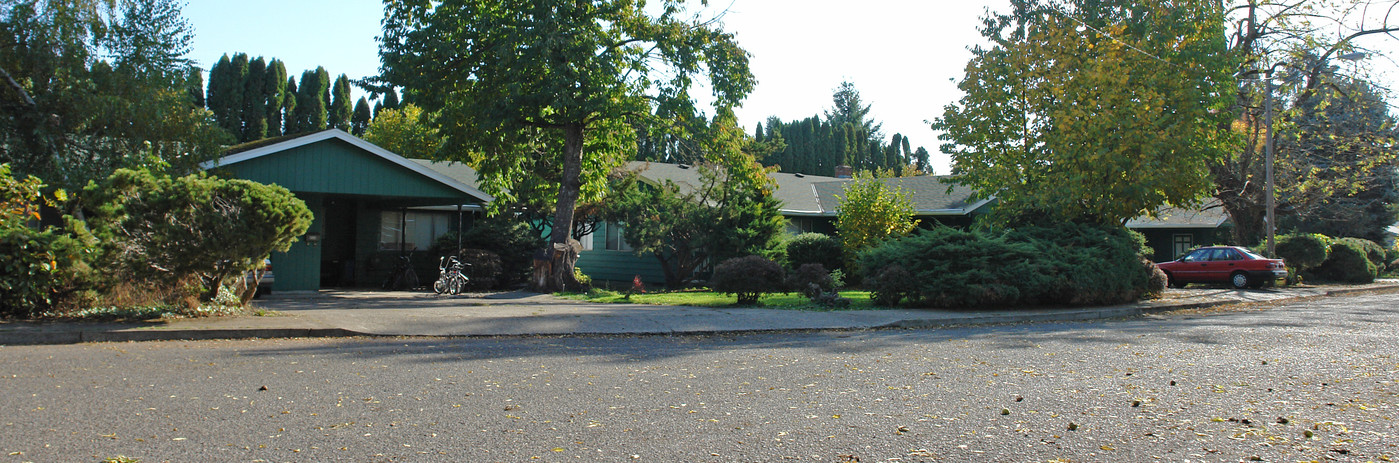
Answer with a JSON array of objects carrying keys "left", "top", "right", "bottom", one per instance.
[
  {"left": 1230, "top": 272, "right": 1250, "bottom": 289},
  {"left": 1165, "top": 272, "right": 1186, "bottom": 289}
]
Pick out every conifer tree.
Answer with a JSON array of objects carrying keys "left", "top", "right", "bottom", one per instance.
[
  {"left": 206, "top": 54, "right": 234, "bottom": 134},
  {"left": 186, "top": 65, "right": 204, "bottom": 109},
  {"left": 282, "top": 77, "right": 298, "bottom": 134},
  {"left": 294, "top": 68, "right": 330, "bottom": 131},
  {"left": 329, "top": 74, "right": 353, "bottom": 131},
  {"left": 351, "top": 97, "right": 372, "bottom": 136},
  {"left": 224, "top": 53, "right": 249, "bottom": 136},
  {"left": 241, "top": 56, "right": 267, "bottom": 142},
  {"left": 264, "top": 59, "right": 288, "bottom": 137},
  {"left": 382, "top": 88, "right": 400, "bottom": 111}
]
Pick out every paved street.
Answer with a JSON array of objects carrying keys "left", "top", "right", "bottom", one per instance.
[{"left": 1, "top": 291, "right": 1396, "bottom": 462}]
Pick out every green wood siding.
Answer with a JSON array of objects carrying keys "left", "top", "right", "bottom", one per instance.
[
  {"left": 220, "top": 139, "right": 464, "bottom": 200},
  {"left": 271, "top": 194, "right": 323, "bottom": 291},
  {"left": 576, "top": 222, "right": 668, "bottom": 285}
]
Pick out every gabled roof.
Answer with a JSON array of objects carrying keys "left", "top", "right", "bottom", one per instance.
[
  {"left": 623, "top": 161, "right": 990, "bottom": 217},
  {"left": 202, "top": 129, "right": 494, "bottom": 203},
  {"left": 811, "top": 176, "right": 993, "bottom": 217},
  {"left": 1125, "top": 199, "right": 1230, "bottom": 229}
]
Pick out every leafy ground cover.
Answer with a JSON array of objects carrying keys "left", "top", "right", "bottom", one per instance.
[{"left": 562, "top": 289, "right": 881, "bottom": 311}]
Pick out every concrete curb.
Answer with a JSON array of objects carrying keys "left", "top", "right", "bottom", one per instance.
[{"left": 2, "top": 284, "right": 1395, "bottom": 346}]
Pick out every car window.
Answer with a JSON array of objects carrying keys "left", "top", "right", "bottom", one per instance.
[
  {"left": 1204, "top": 249, "right": 1226, "bottom": 261},
  {"left": 1181, "top": 249, "right": 1210, "bottom": 262},
  {"left": 1239, "top": 248, "right": 1267, "bottom": 260},
  {"left": 1217, "top": 249, "right": 1242, "bottom": 261}
]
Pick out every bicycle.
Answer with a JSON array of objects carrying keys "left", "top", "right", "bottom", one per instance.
[
  {"left": 382, "top": 255, "right": 419, "bottom": 291},
  {"left": 434, "top": 255, "right": 470, "bottom": 295}
]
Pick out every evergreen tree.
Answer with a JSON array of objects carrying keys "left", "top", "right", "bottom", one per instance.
[
  {"left": 186, "top": 65, "right": 204, "bottom": 109},
  {"left": 329, "top": 74, "right": 353, "bottom": 131},
  {"left": 294, "top": 68, "right": 329, "bottom": 132},
  {"left": 224, "top": 53, "right": 249, "bottom": 136},
  {"left": 382, "top": 88, "right": 400, "bottom": 111},
  {"left": 240, "top": 56, "right": 267, "bottom": 142},
  {"left": 351, "top": 97, "right": 372, "bottom": 136},
  {"left": 282, "top": 77, "right": 298, "bottom": 134},
  {"left": 264, "top": 59, "right": 288, "bottom": 137},
  {"left": 206, "top": 54, "right": 235, "bottom": 135}
]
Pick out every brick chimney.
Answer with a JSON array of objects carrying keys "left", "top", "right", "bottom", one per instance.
[{"left": 834, "top": 165, "right": 854, "bottom": 179}]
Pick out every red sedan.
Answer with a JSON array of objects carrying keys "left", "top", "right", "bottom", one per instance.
[{"left": 1156, "top": 246, "right": 1287, "bottom": 289}]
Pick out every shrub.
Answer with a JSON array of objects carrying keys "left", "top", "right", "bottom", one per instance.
[
  {"left": 857, "top": 224, "right": 1152, "bottom": 308},
  {"left": 1146, "top": 258, "right": 1168, "bottom": 296},
  {"left": 711, "top": 255, "right": 786, "bottom": 305},
  {"left": 867, "top": 265, "right": 919, "bottom": 307},
  {"left": 785, "top": 233, "right": 844, "bottom": 272},
  {"left": 456, "top": 249, "right": 503, "bottom": 291},
  {"left": 0, "top": 218, "right": 98, "bottom": 317},
  {"left": 0, "top": 166, "right": 99, "bottom": 317},
  {"left": 787, "top": 263, "right": 849, "bottom": 308},
  {"left": 1274, "top": 233, "right": 1330, "bottom": 272},
  {"left": 1337, "top": 237, "right": 1386, "bottom": 269},
  {"left": 789, "top": 263, "right": 835, "bottom": 299},
  {"left": 1312, "top": 239, "right": 1378, "bottom": 283},
  {"left": 434, "top": 217, "right": 544, "bottom": 289},
  {"left": 84, "top": 169, "right": 311, "bottom": 304}
]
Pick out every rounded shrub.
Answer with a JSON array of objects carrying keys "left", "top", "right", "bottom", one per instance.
[
  {"left": 1274, "top": 233, "right": 1330, "bottom": 271},
  {"left": 867, "top": 265, "right": 919, "bottom": 307},
  {"left": 711, "top": 255, "right": 786, "bottom": 305},
  {"left": 1312, "top": 239, "right": 1378, "bottom": 283},
  {"left": 1337, "top": 237, "right": 1386, "bottom": 269},
  {"left": 784, "top": 233, "right": 844, "bottom": 272},
  {"left": 789, "top": 263, "right": 835, "bottom": 300}
]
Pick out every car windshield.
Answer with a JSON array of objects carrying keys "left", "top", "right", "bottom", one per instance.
[{"left": 1239, "top": 248, "right": 1268, "bottom": 260}]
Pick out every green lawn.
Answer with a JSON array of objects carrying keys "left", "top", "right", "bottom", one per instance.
[{"left": 561, "top": 289, "right": 885, "bottom": 311}]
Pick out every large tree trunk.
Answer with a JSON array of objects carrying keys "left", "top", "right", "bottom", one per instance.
[{"left": 532, "top": 124, "right": 586, "bottom": 293}]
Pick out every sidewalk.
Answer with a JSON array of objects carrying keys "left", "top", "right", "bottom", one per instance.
[{"left": 2, "top": 281, "right": 1396, "bottom": 345}]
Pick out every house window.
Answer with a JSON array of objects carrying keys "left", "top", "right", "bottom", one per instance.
[
  {"left": 605, "top": 223, "right": 632, "bottom": 251},
  {"left": 1172, "top": 234, "right": 1194, "bottom": 259},
  {"left": 380, "top": 211, "right": 453, "bottom": 251},
  {"left": 786, "top": 217, "right": 814, "bottom": 235}
]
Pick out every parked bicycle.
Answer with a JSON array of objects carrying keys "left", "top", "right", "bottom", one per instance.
[
  {"left": 434, "top": 255, "right": 470, "bottom": 295},
  {"left": 382, "top": 255, "right": 419, "bottom": 291}
]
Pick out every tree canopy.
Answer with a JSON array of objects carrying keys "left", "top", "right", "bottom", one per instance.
[
  {"left": 935, "top": 0, "right": 1237, "bottom": 226},
  {"left": 375, "top": 0, "right": 755, "bottom": 291}
]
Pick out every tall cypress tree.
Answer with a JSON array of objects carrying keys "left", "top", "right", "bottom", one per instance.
[
  {"left": 295, "top": 68, "right": 329, "bottom": 132},
  {"left": 351, "top": 97, "right": 371, "bottom": 136},
  {"left": 329, "top": 74, "right": 353, "bottom": 131},
  {"left": 264, "top": 59, "right": 288, "bottom": 137},
  {"left": 186, "top": 65, "right": 204, "bottom": 109},
  {"left": 241, "top": 56, "right": 267, "bottom": 142},
  {"left": 282, "top": 76, "right": 298, "bottom": 134},
  {"left": 206, "top": 54, "right": 233, "bottom": 134},
  {"left": 382, "top": 88, "right": 400, "bottom": 111},
  {"left": 223, "top": 53, "right": 249, "bottom": 137}
]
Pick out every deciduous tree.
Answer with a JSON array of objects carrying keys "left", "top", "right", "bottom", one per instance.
[
  {"left": 375, "top": 0, "right": 755, "bottom": 292},
  {"left": 935, "top": 0, "right": 1236, "bottom": 226}
]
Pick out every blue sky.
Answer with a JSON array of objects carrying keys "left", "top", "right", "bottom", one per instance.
[{"left": 184, "top": 1, "right": 1397, "bottom": 175}]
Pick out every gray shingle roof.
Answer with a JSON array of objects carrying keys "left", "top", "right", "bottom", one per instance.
[
  {"left": 413, "top": 158, "right": 1224, "bottom": 228},
  {"left": 1125, "top": 199, "right": 1229, "bottom": 228}
]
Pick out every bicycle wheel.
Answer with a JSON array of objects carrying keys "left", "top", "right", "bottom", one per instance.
[
  {"left": 404, "top": 269, "right": 419, "bottom": 290},
  {"left": 433, "top": 277, "right": 448, "bottom": 294},
  {"left": 449, "top": 273, "right": 463, "bottom": 295}
]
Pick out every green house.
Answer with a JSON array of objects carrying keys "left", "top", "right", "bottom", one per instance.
[{"left": 203, "top": 130, "right": 493, "bottom": 292}]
